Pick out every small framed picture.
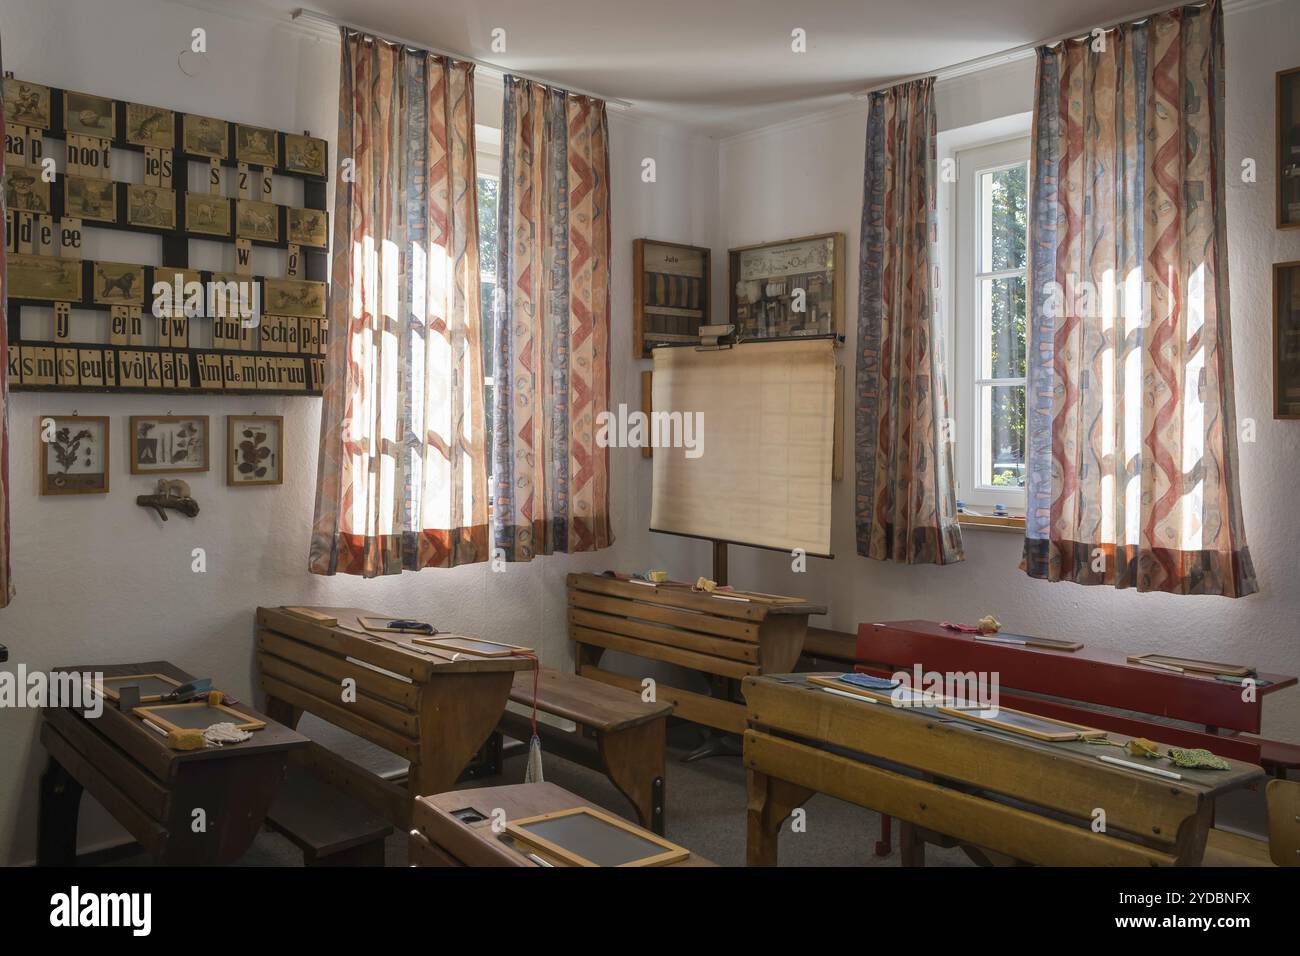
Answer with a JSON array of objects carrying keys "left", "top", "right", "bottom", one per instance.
[
  {"left": 1275, "top": 260, "right": 1300, "bottom": 418},
  {"left": 1278, "top": 66, "right": 1300, "bottom": 229},
  {"left": 185, "top": 193, "right": 231, "bottom": 238},
  {"left": 236, "top": 123, "right": 279, "bottom": 167},
  {"left": 264, "top": 278, "right": 326, "bottom": 318},
  {"left": 183, "top": 113, "right": 228, "bottom": 159},
  {"left": 92, "top": 261, "right": 146, "bottom": 306},
  {"left": 5, "top": 168, "right": 52, "bottom": 213},
  {"left": 39, "top": 415, "right": 110, "bottom": 495},
  {"left": 227, "top": 415, "right": 283, "bottom": 486},
  {"left": 64, "top": 90, "right": 116, "bottom": 138},
  {"left": 125, "top": 103, "right": 175, "bottom": 149},
  {"left": 287, "top": 207, "right": 327, "bottom": 248},
  {"left": 127, "top": 183, "right": 176, "bottom": 229},
  {"left": 5, "top": 77, "right": 52, "bottom": 129},
  {"left": 130, "top": 415, "right": 210, "bottom": 474},
  {"left": 284, "top": 133, "right": 326, "bottom": 177},
  {"left": 236, "top": 198, "right": 279, "bottom": 243},
  {"left": 632, "top": 238, "right": 711, "bottom": 358},
  {"left": 65, "top": 175, "right": 117, "bottom": 223}
]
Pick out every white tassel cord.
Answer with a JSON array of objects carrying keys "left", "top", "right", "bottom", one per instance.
[{"left": 519, "top": 653, "right": 544, "bottom": 783}]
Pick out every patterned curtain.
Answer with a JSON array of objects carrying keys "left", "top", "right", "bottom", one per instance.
[
  {"left": 492, "top": 76, "right": 613, "bottom": 561},
  {"left": 855, "top": 77, "right": 964, "bottom": 564},
  {"left": 1023, "top": 0, "right": 1255, "bottom": 596},
  {"left": 309, "top": 29, "right": 488, "bottom": 576},
  {"left": 0, "top": 33, "right": 12, "bottom": 607}
]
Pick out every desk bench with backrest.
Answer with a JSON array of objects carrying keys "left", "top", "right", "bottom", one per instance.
[
  {"left": 836, "top": 620, "right": 1298, "bottom": 858},
  {"left": 744, "top": 673, "right": 1266, "bottom": 867},
  {"left": 568, "top": 572, "right": 824, "bottom": 735},
  {"left": 496, "top": 668, "right": 672, "bottom": 834}
]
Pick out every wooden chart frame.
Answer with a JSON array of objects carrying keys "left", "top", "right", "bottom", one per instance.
[
  {"left": 133, "top": 701, "right": 266, "bottom": 733},
  {"left": 505, "top": 805, "right": 689, "bottom": 867}
]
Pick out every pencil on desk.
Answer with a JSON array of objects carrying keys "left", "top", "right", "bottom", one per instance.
[
  {"left": 820, "top": 686, "right": 877, "bottom": 704},
  {"left": 1098, "top": 754, "right": 1183, "bottom": 780},
  {"left": 1134, "top": 658, "right": 1184, "bottom": 673}
]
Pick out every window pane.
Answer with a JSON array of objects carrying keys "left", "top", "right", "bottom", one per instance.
[
  {"left": 979, "top": 275, "right": 1026, "bottom": 379},
  {"left": 980, "top": 384, "right": 1026, "bottom": 487},
  {"left": 477, "top": 175, "right": 498, "bottom": 280},
  {"left": 477, "top": 174, "right": 499, "bottom": 497},
  {"left": 979, "top": 164, "right": 1027, "bottom": 273}
]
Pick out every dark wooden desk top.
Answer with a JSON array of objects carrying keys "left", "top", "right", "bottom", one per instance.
[
  {"left": 50, "top": 660, "right": 307, "bottom": 780},
  {"left": 257, "top": 606, "right": 535, "bottom": 680},
  {"left": 416, "top": 782, "right": 714, "bottom": 867},
  {"left": 746, "top": 673, "right": 1266, "bottom": 802}
]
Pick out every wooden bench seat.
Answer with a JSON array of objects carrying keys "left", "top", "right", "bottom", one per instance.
[
  {"left": 265, "top": 764, "right": 393, "bottom": 866},
  {"left": 496, "top": 668, "right": 672, "bottom": 834},
  {"left": 801, "top": 626, "right": 858, "bottom": 666},
  {"left": 1202, "top": 828, "right": 1274, "bottom": 867}
]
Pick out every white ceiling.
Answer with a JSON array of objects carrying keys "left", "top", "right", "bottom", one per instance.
[{"left": 237, "top": 0, "right": 1171, "bottom": 136}]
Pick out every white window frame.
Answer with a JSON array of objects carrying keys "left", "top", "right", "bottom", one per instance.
[
  {"left": 476, "top": 124, "right": 501, "bottom": 506},
  {"left": 953, "top": 136, "right": 1030, "bottom": 513}
]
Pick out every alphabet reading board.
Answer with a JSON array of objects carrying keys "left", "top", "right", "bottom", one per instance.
[{"left": 3, "top": 75, "right": 329, "bottom": 395}]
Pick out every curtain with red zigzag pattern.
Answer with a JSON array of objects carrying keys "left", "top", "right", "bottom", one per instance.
[
  {"left": 1022, "top": 0, "right": 1255, "bottom": 595},
  {"left": 491, "top": 76, "right": 613, "bottom": 561}
]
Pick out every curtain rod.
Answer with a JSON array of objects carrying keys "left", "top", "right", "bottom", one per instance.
[
  {"left": 290, "top": 8, "right": 634, "bottom": 109},
  {"left": 850, "top": 0, "right": 1212, "bottom": 98}
]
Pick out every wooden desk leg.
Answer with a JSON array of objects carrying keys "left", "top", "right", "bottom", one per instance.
[
  {"left": 1173, "top": 800, "right": 1215, "bottom": 866},
  {"left": 37, "top": 756, "right": 83, "bottom": 867},
  {"left": 898, "top": 821, "right": 926, "bottom": 867},
  {"left": 599, "top": 716, "right": 667, "bottom": 835},
  {"left": 876, "top": 812, "right": 893, "bottom": 856},
  {"left": 746, "top": 770, "right": 814, "bottom": 867},
  {"left": 409, "top": 671, "right": 514, "bottom": 801},
  {"left": 263, "top": 694, "right": 303, "bottom": 730}
]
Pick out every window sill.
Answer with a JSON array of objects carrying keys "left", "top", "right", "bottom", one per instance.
[{"left": 958, "top": 513, "right": 1025, "bottom": 532}]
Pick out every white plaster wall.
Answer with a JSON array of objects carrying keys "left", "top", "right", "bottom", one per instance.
[
  {"left": 716, "top": 0, "right": 1300, "bottom": 761},
  {"left": 0, "top": 0, "right": 713, "bottom": 864}
]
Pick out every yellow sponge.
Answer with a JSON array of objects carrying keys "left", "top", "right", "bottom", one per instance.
[{"left": 167, "top": 728, "right": 207, "bottom": 751}]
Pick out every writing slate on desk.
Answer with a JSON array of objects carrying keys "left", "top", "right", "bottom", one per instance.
[{"left": 506, "top": 806, "right": 689, "bottom": 867}]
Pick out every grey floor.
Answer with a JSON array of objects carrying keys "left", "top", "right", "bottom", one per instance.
[{"left": 108, "top": 729, "right": 972, "bottom": 867}]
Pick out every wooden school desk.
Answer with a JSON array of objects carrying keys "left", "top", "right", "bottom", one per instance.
[
  {"left": 38, "top": 660, "right": 307, "bottom": 865},
  {"left": 855, "top": 621, "right": 1298, "bottom": 767},
  {"left": 743, "top": 673, "right": 1265, "bottom": 867},
  {"left": 409, "top": 781, "right": 715, "bottom": 867},
  {"left": 255, "top": 606, "right": 533, "bottom": 826},
  {"left": 567, "top": 572, "right": 825, "bottom": 734}
]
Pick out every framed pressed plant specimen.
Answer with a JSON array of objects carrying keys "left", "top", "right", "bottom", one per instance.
[
  {"left": 38, "top": 414, "right": 109, "bottom": 495},
  {"left": 130, "top": 415, "right": 209, "bottom": 474},
  {"left": 227, "top": 415, "right": 283, "bottom": 486}
]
